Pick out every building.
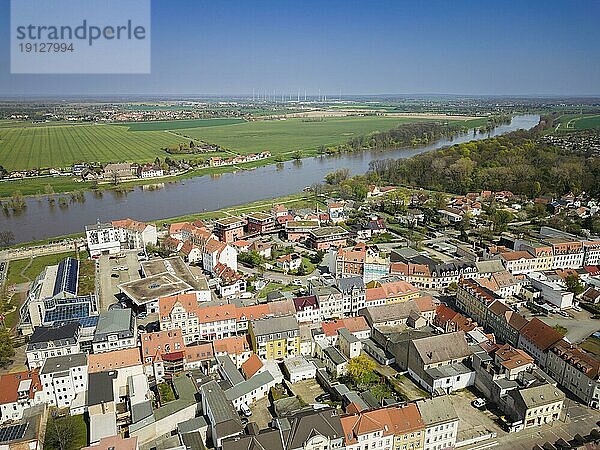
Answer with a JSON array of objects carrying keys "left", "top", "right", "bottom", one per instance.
[
  {"left": 215, "top": 217, "right": 246, "bottom": 243},
  {"left": 86, "top": 222, "right": 121, "bottom": 256},
  {"left": 517, "top": 318, "right": 563, "bottom": 368},
  {"left": 308, "top": 226, "right": 349, "bottom": 250},
  {"left": 159, "top": 295, "right": 237, "bottom": 344},
  {"left": 140, "top": 329, "right": 185, "bottom": 380},
  {"left": 365, "top": 279, "right": 421, "bottom": 307},
  {"left": 40, "top": 353, "right": 87, "bottom": 409},
  {"left": 506, "top": 384, "right": 565, "bottom": 429},
  {"left": 416, "top": 396, "right": 459, "bottom": 450},
  {"left": 213, "top": 335, "right": 253, "bottom": 369},
  {"left": 246, "top": 212, "right": 276, "bottom": 234},
  {"left": 283, "top": 356, "right": 317, "bottom": 383},
  {"left": 276, "top": 253, "right": 303, "bottom": 273},
  {"left": 456, "top": 277, "right": 500, "bottom": 326},
  {"left": 225, "top": 371, "right": 277, "bottom": 410},
  {"left": 92, "top": 308, "right": 137, "bottom": 353},
  {"left": 200, "top": 380, "right": 244, "bottom": 448},
  {"left": 322, "top": 346, "right": 348, "bottom": 377},
  {"left": 337, "top": 328, "right": 361, "bottom": 359},
  {"left": 359, "top": 300, "right": 423, "bottom": 329},
  {"left": 545, "top": 339, "right": 600, "bottom": 409},
  {"left": 0, "top": 371, "right": 44, "bottom": 424},
  {"left": 86, "top": 219, "right": 157, "bottom": 257},
  {"left": 319, "top": 317, "right": 371, "bottom": 346},
  {"left": 293, "top": 295, "right": 321, "bottom": 324},
  {"left": 87, "top": 348, "right": 144, "bottom": 395},
  {"left": 137, "top": 163, "right": 163, "bottom": 178},
  {"left": 336, "top": 276, "right": 366, "bottom": 316},
  {"left": 273, "top": 407, "right": 344, "bottom": 450},
  {"left": 26, "top": 322, "right": 81, "bottom": 369},
  {"left": 527, "top": 271, "right": 574, "bottom": 310},
  {"left": 309, "top": 281, "right": 344, "bottom": 320},
  {"left": 407, "top": 331, "right": 474, "bottom": 395},
  {"left": 203, "top": 239, "right": 238, "bottom": 274},
  {"left": 249, "top": 315, "right": 300, "bottom": 360},
  {"left": 104, "top": 162, "right": 133, "bottom": 180}
]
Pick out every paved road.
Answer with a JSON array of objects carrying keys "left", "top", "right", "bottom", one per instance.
[
  {"left": 536, "top": 309, "right": 600, "bottom": 344},
  {"left": 463, "top": 399, "right": 600, "bottom": 450},
  {"left": 0, "top": 239, "right": 83, "bottom": 261}
]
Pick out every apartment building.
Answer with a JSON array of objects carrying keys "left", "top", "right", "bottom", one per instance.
[
  {"left": 517, "top": 318, "right": 563, "bottom": 368},
  {"left": 336, "top": 276, "right": 366, "bottom": 316},
  {"left": 507, "top": 384, "right": 565, "bottom": 429},
  {"left": 26, "top": 322, "right": 81, "bottom": 369},
  {"left": 40, "top": 353, "right": 88, "bottom": 409},
  {"left": 215, "top": 217, "right": 246, "bottom": 243},
  {"left": 365, "top": 279, "right": 421, "bottom": 307},
  {"left": 307, "top": 226, "right": 349, "bottom": 250},
  {"left": 416, "top": 397, "right": 459, "bottom": 450},
  {"left": 92, "top": 308, "right": 137, "bottom": 354},
  {"left": 0, "top": 371, "right": 44, "bottom": 424},
  {"left": 249, "top": 315, "right": 300, "bottom": 360},
  {"left": 246, "top": 212, "right": 276, "bottom": 234}
]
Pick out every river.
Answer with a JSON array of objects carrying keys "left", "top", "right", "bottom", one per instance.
[{"left": 1, "top": 114, "right": 539, "bottom": 244}]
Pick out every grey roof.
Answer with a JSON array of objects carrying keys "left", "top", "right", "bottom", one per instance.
[
  {"left": 474, "top": 259, "right": 506, "bottom": 274},
  {"left": 417, "top": 396, "right": 458, "bottom": 426},
  {"left": 323, "top": 346, "right": 348, "bottom": 366},
  {"left": 281, "top": 407, "right": 344, "bottom": 449},
  {"left": 217, "top": 355, "right": 245, "bottom": 386},
  {"left": 178, "top": 416, "right": 208, "bottom": 434},
  {"left": 131, "top": 400, "right": 154, "bottom": 424},
  {"left": 425, "top": 362, "right": 473, "bottom": 380},
  {"left": 225, "top": 371, "right": 274, "bottom": 401},
  {"left": 93, "top": 308, "right": 134, "bottom": 342},
  {"left": 27, "top": 322, "right": 80, "bottom": 351},
  {"left": 336, "top": 277, "right": 365, "bottom": 292},
  {"left": 181, "top": 431, "right": 205, "bottom": 450},
  {"left": 359, "top": 390, "right": 381, "bottom": 409},
  {"left": 411, "top": 331, "right": 470, "bottom": 365},
  {"left": 362, "top": 301, "right": 420, "bottom": 325},
  {"left": 250, "top": 315, "right": 298, "bottom": 336},
  {"left": 309, "top": 226, "right": 349, "bottom": 238},
  {"left": 200, "top": 380, "right": 242, "bottom": 425},
  {"left": 510, "top": 384, "right": 565, "bottom": 409},
  {"left": 88, "top": 371, "right": 117, "bottom": 406},
  {"left": 223, "top": 428, "right": 284, "bottom": 450},
  {"left": 338, "top": 328, "right": 359, "bottom": 343},
  {"left": 41, "top": 353, "right": 87, "bottom": 375},
  {"left": 154, "top": 374, "right": 199, "bottom": 421},
  {"left": 343, "top": 391, "right": 368, "bottom": 411}
]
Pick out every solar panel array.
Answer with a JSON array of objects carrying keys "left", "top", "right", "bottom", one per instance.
[
  {"left": 0, "top": 423, "right": 27, "bottom": 443},
  {"left": 44, "top": 302, "right": 90, "bottom": 324},
  {"left": 52, "top": 258, "right": 79, "bottom": 297}
]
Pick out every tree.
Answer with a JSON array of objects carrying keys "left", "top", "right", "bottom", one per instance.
[
  {"left": 0, "top": 230, "right": 14, "bottom": 248},
  {"left": 44, "top": 415, "right": 85, "bottom": 450},
  {"left": 324, "top": 168, "right": 350, "bottom": 185},
  {"left": 347, "top": 355, "right": 376, "bottom": 384},
  {"left": 564, "top": 274, "right": 584, "bottom": 295},
  {"left": 297, "top": 264, "right": 306, "bottom": 276},
  {"left": 292, "top": 150, "right": 302, "bottom": 161},
  {"left": 0, "top": 329, "right": 15, "bottom": 369}
]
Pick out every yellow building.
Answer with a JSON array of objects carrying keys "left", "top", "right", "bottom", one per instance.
[
  {"left": 366, "top": 279, "right": 421, "bottom": 305},
  {"left": 249, "top": 315, "right": 300, "bottom": 360}
]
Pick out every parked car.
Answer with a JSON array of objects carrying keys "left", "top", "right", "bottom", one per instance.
[
  {"left": 111, "top": 273, "right": 119, "bottom": 278},
  {"left": 472, "top": 398, "right": 486, "bottom": 409},
  {"left": 240, "top": 403, "right": 252, "bottom": 417},
  {"left": 315, "top": 393, "right": 331, "bottom": 402},
  {"left": 292, "top": 279, "right": 303, "bottom": 286}
]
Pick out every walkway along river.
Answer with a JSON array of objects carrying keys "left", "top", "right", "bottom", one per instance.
[{"left": 1, "top": 114, "right": 539, "bottom": 244}]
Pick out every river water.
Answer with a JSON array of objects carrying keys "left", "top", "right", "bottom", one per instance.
[{"left": 1, "top": 114, "right": 539, "bottom": 244}]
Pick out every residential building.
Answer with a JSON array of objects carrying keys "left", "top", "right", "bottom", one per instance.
[
  {"left": 309, "top": 281, "right": 344, "bottom": 320},
  {"left": 213, "top": 335, "right": 253, "bottom": 369},
  {"left": 336, "top": 276, "right": 366, "bottom": 316},
  {"left": 485, "top": 301, "right": 528, "bottom": 347},
  {"left": 319, "top": 317, "right": 371, "bottom": 347},
  {"left": 87, "top": 348, "right": 144, "bottom": 394},
  {"left": 337, "top": 328, "right": 361, "bottom": 359},
  {"left": 360, "top": 300, "right": 423, "bottom": 329},
  {"left": 456, "top": 277, "right": 501, "bottom": 326},
  {"left": 517, "top": 318, "right": 563, "bottom": 368},
  {"left": 308, "top": 226, "right": 349, "bottom": 250},
  {"left": 365, "top": 279, "right": 421, "bottom": 307},
  {"left": 276, "top": 253, "right": 303, "bottom": 273},
  {"left": 283, "top": 356, "right": 317, "bottom": 383},
  {"left": 203, "top": 239, "right": 238, "bottom": 274},
  {"left": 545, "top": 339, "right": 600, "bottom": 409},
  {"left": 416, "top": 397, "right": 459, "bottom": 450},
  {"left": 200, "top": 380, "right": 243, "bottom": 448},
  {"left": 112, "top": 218, "right": 158, "bottom": 251},
  {"left": 26, "top": 322, "right": 81, "bottom": 369},
  {"left": 322, "top": 346, "right": 348, "bottom": 377},
  {"left": 225, "top": 371, "right": 277, "bottom": 410},
  {"left": 0, "top": 371, "right": 44, "bottom": 424},
  {"left": 506, "top": 384, "right": 565, "bottom": 429},
  {"left": 285, "top": 220, "right": 320, "bottom": 242},
  {"left": 140, "top": 329, "right": 185, "bottom": 380},
  {"left": 92, "top": 308, "right": 137, "bottom": 353},
  {"left": 249, "top": 315, "right": 300, "bottom": 360},
  {"left": 272, "top": 407, "right": 344, "bottom": 450},
  {"left": 293, "top": 295, "right": 321, "bottom": 323},
  {"left": 407, "top": 332, "right": 474, "bottom": 394},
  {"left": 137, "top": 163, "right": 163, "bottom": 178},
  {"left": 246, "top": 212, "right": 276, "bottom": 234},
  {"left": 215, "top": 217, "right": 246, "bottom": 243},
  {"left": 85, "top": 222, "right": 121, "bottom": 256},
  {"left": 40, "top": 353, "right": 87, "bottom": 409},
  {"left": 527, "top": 271, "right": 574, "bottom": 310}
]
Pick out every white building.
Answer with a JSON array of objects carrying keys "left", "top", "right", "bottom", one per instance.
[
  {"left": 224, "top": 371, "right": 276, "bottom": 411},
  {"left": 86, "top": 218, "right": 157, "bottom": 257},
  {"left": 527, "top": 271, "right": 574, "bottom": 310},
  {"left": 40, "top": 353, "right": 88, "bottom": 409},
  {"left": 283, "top": 356, "right": 317, "bottom": 383},
  {"left": 0, "top": 371, "right": 45, "bottom": 424},
  {"left": 86, "top": 222, "right": 121, "bottom": 257},
  {"left": 92, "top": 308, "right": 137, "bottom": 354},
  {"left": 293, "top": 295, "right": 321, "bottom": 324},
  {"left": 337, "top": 328, "right": 361, "bottom": 359},
  {"left": 26, "top": 323, "right": 81, "bottom": 369},
  {"left": 203, "top": 239, "right": 238, "bottom": 274},
  {"left": 417, "top": 397, "right": 459, "bottom": 450}
]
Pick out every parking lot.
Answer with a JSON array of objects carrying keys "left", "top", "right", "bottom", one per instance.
[
  {"left": 450, "top": 389, "right": 506, "bottom": 443},
  {"left": 287, "top": 379, "right": 326, "bottom": 404},
  {"left": 97, "top": 250, "right": 142, "bottom": 312}
]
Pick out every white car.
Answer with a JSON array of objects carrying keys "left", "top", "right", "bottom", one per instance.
[
  {"left": 292, "top": 279, "right": 303, "bottom": 286},
  {"left": 472, "top": 398, "right": 486, "bottom": 409},
  {"left": 240, "top": 403, "right": 252, "bottom": 417}
]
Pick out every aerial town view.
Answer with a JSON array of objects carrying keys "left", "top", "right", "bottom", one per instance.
[{"left": 1, "top": 1, "right": 600, "bottom": 450}]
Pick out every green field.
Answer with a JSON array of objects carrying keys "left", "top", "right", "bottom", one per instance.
[
  {"left": 122, "top": 118, "right": 246, "bottom": 131},
  {"left": 179, "top": 116, "right": 445, "bottom": 155},
  {"left": 5, "top": 250, "right": 77, "bottom": 286},
  {"left": 556, "top": 114, "right": 600, "bottom": 131}
]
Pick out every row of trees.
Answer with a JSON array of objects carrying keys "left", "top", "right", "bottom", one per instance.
[{"left": 368, "top": 127, "right": 600, "bottom": 198}]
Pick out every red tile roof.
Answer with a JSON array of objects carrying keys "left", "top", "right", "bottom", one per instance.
[{"left": 241, "top": 354, "right": 263, "bottom": 379}]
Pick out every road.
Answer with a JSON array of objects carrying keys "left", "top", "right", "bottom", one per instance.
[
  {"left": 0, "top": 239, "right": 83, "bottom": 261},
  {"left": 463, "top": 399, "right": 600, "bottom": 450},
  {"left": 534, "top": 309, "right": 600, "bottom": 344}
]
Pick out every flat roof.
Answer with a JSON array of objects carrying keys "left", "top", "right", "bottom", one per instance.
[
  {"left": 141, "top": 256, "right": 208, "bottom": 291},
  {"left": 119, "top": 273, "right": 193, "bottom": 305}
]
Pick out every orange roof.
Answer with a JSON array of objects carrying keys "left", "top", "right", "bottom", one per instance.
[
  {"left": 232, "top": 240, "right": 251, "bottom": 248},
  {"left": 0, "top": 370, "right": 41, "bottom": 404},
  {"left": 241, "top": 354, "right": 263, "bottom": 379},
  {"left": 500, "top": 251, "right": 534, "bottom": 261},
  {"left": 386, "top": 403, "right": 425, "bottom": 434},
  {"left": 342, "top": 405, "right": 424, "bottom": 444},
  {"left": 169, "top": 222, "right": 190, "bottom": 235},
  {"left": 205, "top": 238, "right": 227, "bottom": 254},
  {"left": 179, "top": 240, "right": 198, "bottom": 256},
  {"left": 519, "top": 318, "right": 562, "bottom": 351},
  {"left": 112, "top": 218, "right": 148, "bottom": 232},
  {"left": 195, "top": 303, "right": 237, "bottom": 324},
  {"left": 88, "top": 348, "right": 142, "bottom": 373},
  {"left": 141, "top": 329, "right": 185, "bottom": 364},
  {"left": 494, "top": 343, "right": 534, "bottom": 370},
  {"left": 321, "top": 317, "right": 369, "bottom": 337},
  {"left": 213, "top": 335, "right": 251, "bottom": 355},
  {"left": 82, "top": 435, "right": 138, "bottom": 450},
  {"left": 366, "top": 281, "right": 419, "bottom": 302},
  {"left": 414, "top": 295, "right": 436, "bottom": 312},
  {"left": 159, "top": 293, "right": 199, "bottom": 319},
  {"left": 184, "top": 342, "right": 214, "bottom": 362}
]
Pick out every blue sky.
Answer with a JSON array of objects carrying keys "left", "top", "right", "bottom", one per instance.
[{"left": 1, "top": 0, "right": 599, "bottom": 96}]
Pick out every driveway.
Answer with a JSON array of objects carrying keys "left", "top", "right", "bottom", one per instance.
[{"left": 287, "top": 379, "right": 326, "bottom": 404}]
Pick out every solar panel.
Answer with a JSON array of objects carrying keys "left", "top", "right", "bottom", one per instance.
[
  {"left": 0, "top": 423, "right": 27, "bottom": 443},
  {"left": 52, "top": 258, "right": 79, "bottom": 297}
]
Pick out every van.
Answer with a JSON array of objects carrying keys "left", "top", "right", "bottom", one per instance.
[{"left": 240, "top": 403, "right": 252, "bottom": 417}]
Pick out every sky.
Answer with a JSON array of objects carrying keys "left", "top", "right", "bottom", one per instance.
[{"left": 1, "top": 0, "right": 600, "bottom": 97}]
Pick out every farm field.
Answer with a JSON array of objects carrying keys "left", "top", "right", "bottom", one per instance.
[
  {"left": 122, "top": 117, "right": 246, "bottom": 131},
  {"left": 178, "top": 115, "right": 458, "bottom": 156},
  {"left": 556, "top": 113, "right": 600, "bottom": 131}
]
